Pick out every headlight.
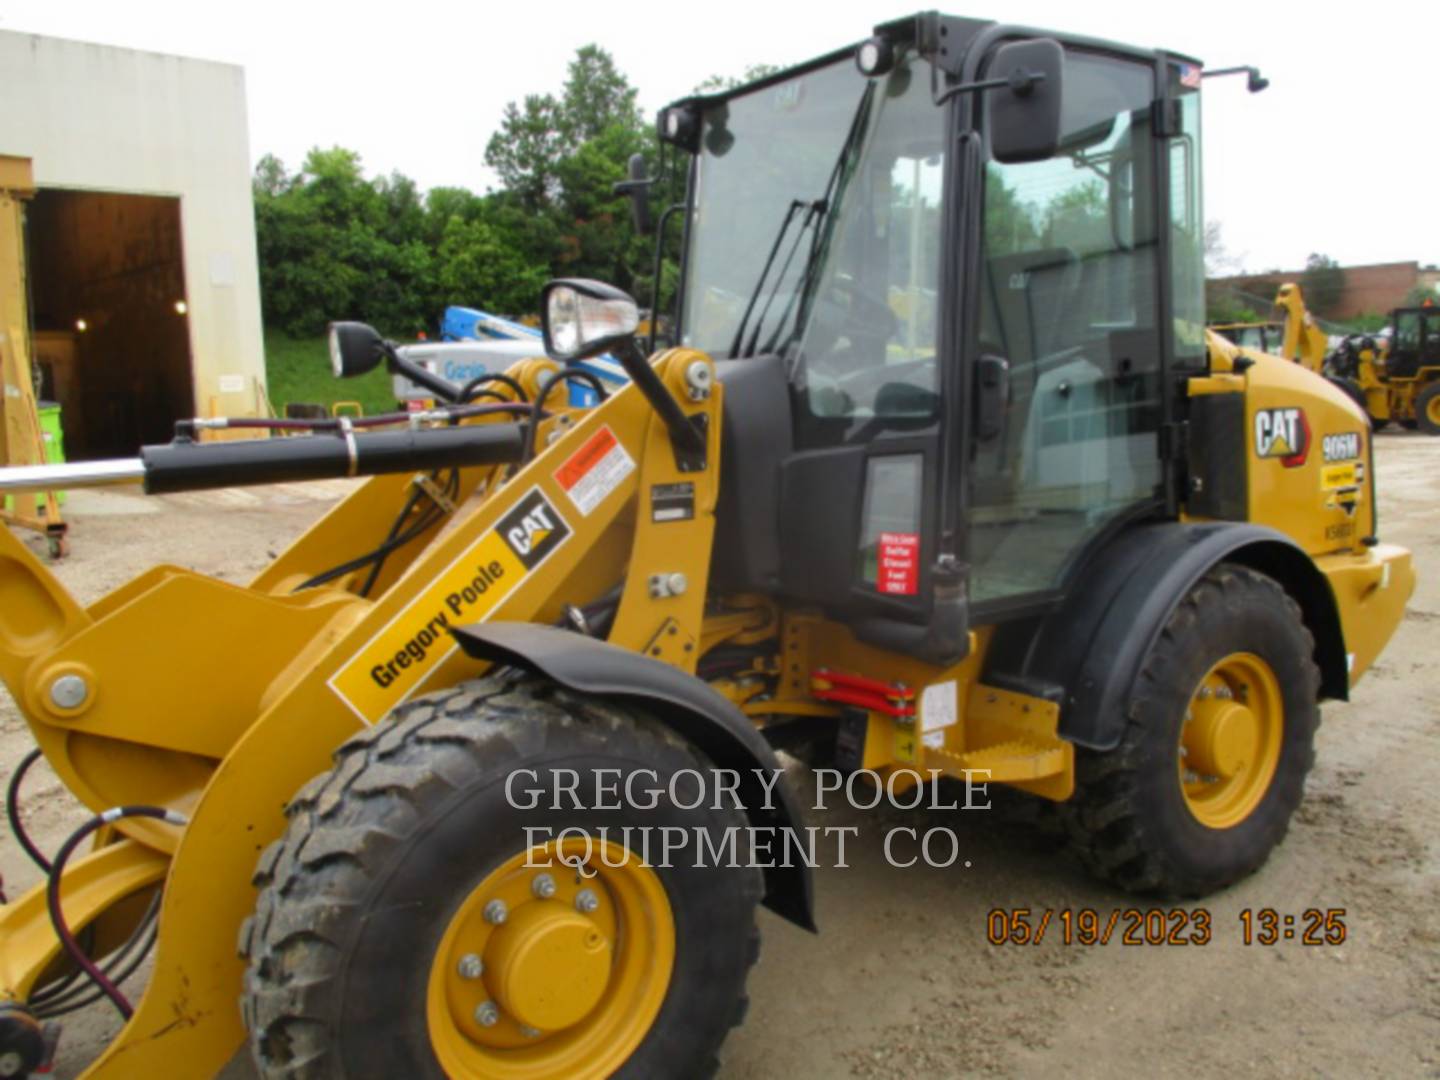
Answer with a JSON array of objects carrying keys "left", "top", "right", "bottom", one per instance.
[
  {"left": 327, "top": 322, "right": 387, "bottom": 379},
  {"left": 855, "top": 36, "right": 895, "bottom": 78},
  {"left": 541, "top": 280, "right": 640, "bottom": 363}
]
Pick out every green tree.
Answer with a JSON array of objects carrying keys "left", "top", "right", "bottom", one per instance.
[
  {"left": 254, "top": 44, "right": 663, "bottom": 337},
  {"left": 485, "top": 44, "right": 655, "bottom": 301},
  {"left": 1402, "top": 283, "right": 1439, "bottom": 308},
  {"left": 562, "top": 45, "right": 642, "bottom": 139},
  {"left": 485, "top": 94, "right": 564, "bottom": 212},
  {"left": 1300, "top": 253, "right": 1346, "bottom": 316},
  {"left": 430, "top": 216, "right": 549, "bottom": 315}
]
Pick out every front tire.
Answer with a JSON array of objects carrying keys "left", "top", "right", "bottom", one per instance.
[
  {"left": 1416, "top": 382, "right": 1440, "bottom": 436},
  {"left": 241, "top": 674, "right": 762, "bottom": 1079},
  {"left": 1063, "top": 564, "right": 1320, "bottom": 896}
]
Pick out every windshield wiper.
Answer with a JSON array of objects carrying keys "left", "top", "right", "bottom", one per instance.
[
  {"left": 727, "top": 198, "right": 825, "bottom": 360},
  {"left": 728, "top": 82, "right": 877, "bottom": 360},
  {"left": 756, "top": 82, "right": 877, "bottom": 358}
]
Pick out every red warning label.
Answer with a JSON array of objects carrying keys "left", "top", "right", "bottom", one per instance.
[
  {"left": 877, "top": 532, "right": 919, "bottom": 595},
  {"left": 554, "top": 424, "right": 635, "bottom": 516}
]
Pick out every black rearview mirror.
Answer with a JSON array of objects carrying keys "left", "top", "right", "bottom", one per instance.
[
  {"left": 613, "top": 153, "right": 654, "bottom": 236},
  {"left": 986, "top": 38, "right": 1065, "bottom": 165}
]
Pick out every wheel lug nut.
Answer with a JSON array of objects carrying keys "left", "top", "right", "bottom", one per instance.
[
  {"left": 532, "top": 873, "right": 557, "bottom": 899},
  {"left": 457, "top": 953, "right": 483, "bottom": 979},
  {"left": 520, "top": 1025, "right": 542, "bottom": 1039},
  {"left": 483, "top": 899, "right": 508, "bottom": 925},
  {"left": 575, "top": 888, "right": 599, "bottom": 914},
  {"left": 475, "top": 1000, "right": 499, "bottom": 1027}
]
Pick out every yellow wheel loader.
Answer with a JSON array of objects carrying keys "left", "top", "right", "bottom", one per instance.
[
  {"left": 1327, "top": 304, "right": 1440, "bottom": 433},
  {"left": 0, "top": 13, "right": 1415, "bottom": 1078}
]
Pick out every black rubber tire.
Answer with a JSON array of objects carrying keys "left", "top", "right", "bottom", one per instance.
[
  {"left": 1416, "top": 382, "right": 1440, "bottom": 436},
  {"left": 240, "top": 673, "right": 763, "bottom": 1079},
  {"left": 1400, "top": 419, "right": 1419, "bottom": 431},
  {"left": 1062, "top": 564, "right": 1321, "bottom": 896}
]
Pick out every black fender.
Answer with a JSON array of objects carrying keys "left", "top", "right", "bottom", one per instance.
[
  {"left": 985, "top": 522, "right": 1347, "bottom": 752},
  {"left": 451, "top": 621, "right": 816, "bottom": 931}
]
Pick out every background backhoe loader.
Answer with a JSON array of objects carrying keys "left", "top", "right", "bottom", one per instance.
[
  {"left": 0, "top": 12, "right": 1414, "bottom": 1079},
  {"left": 1211, "top": 281, "right": 1329, "bottom": 373}
]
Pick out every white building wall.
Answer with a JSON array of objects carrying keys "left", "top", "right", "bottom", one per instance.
[{"left": 0, "top": 31, "right": 265, "bottom": 416}]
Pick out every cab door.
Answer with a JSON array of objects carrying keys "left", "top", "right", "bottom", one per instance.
[
  {"left": 775, "top": 54, "right": 951, "bottom": 641},
  {"left": 964, "top": 48, "right": 1169, "bottom": 613}
]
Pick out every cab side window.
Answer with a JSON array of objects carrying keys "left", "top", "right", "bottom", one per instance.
[{"left": 969, "top": 51, "right": 1163, "bottom": 605}]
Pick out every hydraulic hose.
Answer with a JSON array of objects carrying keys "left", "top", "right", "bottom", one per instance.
[{"left": 46, "top": 806, "right": 186, "bottom": 1020}]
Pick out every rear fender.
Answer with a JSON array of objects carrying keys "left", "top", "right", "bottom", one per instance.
[{"left": 985, "top": 522, "right": 1347, "bottom": 752}]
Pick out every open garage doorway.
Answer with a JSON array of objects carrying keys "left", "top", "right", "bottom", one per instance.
[{"left": 25, "top": 189, "right": 192, "bottom": 460}]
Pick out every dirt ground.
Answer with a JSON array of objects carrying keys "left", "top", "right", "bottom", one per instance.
[{"left": 2, "top": 435, "right": 1437, "bottom": 1079}]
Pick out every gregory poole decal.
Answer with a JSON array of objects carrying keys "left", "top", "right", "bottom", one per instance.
[
  {"left": 328, "top": 488, "right": 571, "bottom": 723},
  {"left": 1254, "top": 407, "right": 1310, "bottom": 467}
]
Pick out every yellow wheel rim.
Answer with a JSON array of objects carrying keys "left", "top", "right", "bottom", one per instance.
[
  {"left": 1178, "top": 652, "right": 1284, "bottom": 829},
  {"left": 1426, "top": 393, "right": 1440, "bottom": 426},
  {"left": 427, "top": 837, "right": 674, "bottom": 1079}
]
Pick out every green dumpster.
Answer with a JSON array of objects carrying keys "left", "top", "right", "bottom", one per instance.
[{"left": 3, "top": 400, "right": 66, "bottom": 514}]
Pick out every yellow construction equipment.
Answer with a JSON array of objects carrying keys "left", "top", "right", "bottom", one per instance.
[
  {"left": 1211, "top": 281, "right": 1329, "bottom": 373},
  {"left": 1327, "top": 304, "right": 1440, "bottom": 433},
  {"left": 0, "top": 15, "right": 1415, "bottom": 1078},
  {"left": 0, "top": 156, "right": 66, "bottom": 559}
]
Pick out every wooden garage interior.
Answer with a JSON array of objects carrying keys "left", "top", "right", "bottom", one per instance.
[{"left": 27, "top": 189, "right": 192, "bottom": 460}]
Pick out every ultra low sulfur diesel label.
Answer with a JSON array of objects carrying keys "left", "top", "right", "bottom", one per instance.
[{"left": 328, "top": 489, "right": 570, "bottom": 723}]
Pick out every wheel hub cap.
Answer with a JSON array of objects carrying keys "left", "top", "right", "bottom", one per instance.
[
  {"left": 485, "top": 903, "right": 612, "bottom": 1031},
  {"left": 1186, "top": 700, "right": 1259, "bottom": 779},
  {"left": 1178, "top": 652, "right": 1284, "bottom": 830},
  {"left": 426, "top": 838, "right": 674, "bottom": 1079}
]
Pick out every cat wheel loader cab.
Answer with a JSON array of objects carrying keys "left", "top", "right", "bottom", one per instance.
[
  {"left": 1327, "top": 304, "right": 1440, "bottom": 433},
  {"left": 0, "top": 12, "right": 1416, "bottom": 1080}
]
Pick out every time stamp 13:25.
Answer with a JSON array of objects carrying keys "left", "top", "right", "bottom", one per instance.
[{"left": 985, "top": 907, "right": 1349, "bottom": 947}]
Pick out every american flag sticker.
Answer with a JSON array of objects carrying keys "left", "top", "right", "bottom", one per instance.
[{"left": 1178, "top": 63, "right": 1202, "bottom": 89}]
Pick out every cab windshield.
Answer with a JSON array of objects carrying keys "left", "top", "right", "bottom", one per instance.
[{"left": 680, "top": 54, "right": 946, "bottom": 431}]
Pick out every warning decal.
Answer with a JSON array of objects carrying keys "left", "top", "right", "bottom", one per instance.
[
  {"left": 555, "top": 425, "right": 635, "bottom": 516},
  {"left": 920, "top": 680, "right": 958, "bottom": 749},
  {"left": 328, "top": 488, "right": 570, "bottom": 724},
  {"left": 877, "top": 532, "right": 920, "bottom": 596}
]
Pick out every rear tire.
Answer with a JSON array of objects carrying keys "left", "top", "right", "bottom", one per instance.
[
  {"left": 1416, "top": 382, "right": 1440, "bottom": 436},
  {"left": 240, "top": 673, "right": 762, "bottom": 1079},
  {"left": 1063, "top": 564, "right": 1320, "bottom": 896}
]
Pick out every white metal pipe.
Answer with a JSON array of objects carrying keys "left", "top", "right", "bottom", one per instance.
[{"left": 0, "top": 458, "right": 145, "bottom": 494}]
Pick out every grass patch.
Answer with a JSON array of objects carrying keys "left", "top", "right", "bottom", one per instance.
[{"left": 263, "top": 332, "right": 398, "bottom": 417}]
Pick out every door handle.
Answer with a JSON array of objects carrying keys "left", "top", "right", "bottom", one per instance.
[{"left": 974, "top": 354, "right": 1010, "bottom": 442}]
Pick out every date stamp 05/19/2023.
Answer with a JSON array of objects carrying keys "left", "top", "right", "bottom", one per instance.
[{"left": 985, "top": 907, "right": 1349, "bottom": 947}]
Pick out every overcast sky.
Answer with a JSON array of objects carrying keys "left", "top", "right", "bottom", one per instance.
[{"left": 3, "top": 0, "right": 1436, "bottom": 274}]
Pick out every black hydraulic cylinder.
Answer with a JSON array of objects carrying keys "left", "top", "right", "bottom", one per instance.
[{"left": 140, "top": 423, "right": 525, "bottom": 495}]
